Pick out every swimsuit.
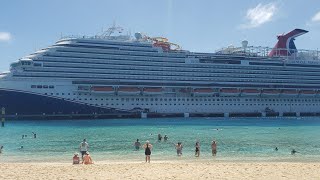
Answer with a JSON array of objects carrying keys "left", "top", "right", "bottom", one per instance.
[{"left": 145, "top": 144, "right": 151, "bottom": 155}]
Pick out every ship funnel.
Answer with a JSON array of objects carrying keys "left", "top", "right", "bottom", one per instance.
[{"left": 269, "top": 29, "right": 308, "bottom": 57}]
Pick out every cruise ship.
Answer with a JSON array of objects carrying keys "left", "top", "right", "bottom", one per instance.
[{"left": 1, "top": 27, "right": 320, "bottom": 119}]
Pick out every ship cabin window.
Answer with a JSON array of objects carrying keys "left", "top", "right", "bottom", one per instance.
[
  {"left": 43, "top": 85, "right": 48, "bottom": 88},
  {"left": 21, "top": 60, "right": 32, "bottom": 66},
  {"left": 31, "top": 85, "right": 36, "bottom": 88},
  {"left": 49, "top": 85, "right": 54, "bottom": 89},
  {"left": 37, "top": 85, "right": 42, "bottom": 88},
  {"left": 33, "top": 62, "right": 42, "bottom": 67}
]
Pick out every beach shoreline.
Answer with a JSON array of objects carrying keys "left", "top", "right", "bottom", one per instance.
[{"left": 1, "top": 161, "right": 320, "bottom": 180}]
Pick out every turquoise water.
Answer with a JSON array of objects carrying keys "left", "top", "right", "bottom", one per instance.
[{"left": 0, "top": 117, "right": 320, "bottom": 162}]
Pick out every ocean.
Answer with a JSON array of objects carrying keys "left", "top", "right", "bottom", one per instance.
[{"left": 0, "top": 117, "right": 320, "bottom": 163}]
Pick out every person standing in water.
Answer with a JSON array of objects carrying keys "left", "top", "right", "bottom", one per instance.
[
  {"left": 175, "top": 142, "right": 183, "bottom": 156},
  {"left": 158, "top": 134, "right": 162, "bottom": 141},
  {"left": 195, "top": 141, "right": 200, "bottom": 157},
  {"left": 164, "top": 135, "right": 168, "bottom": 141},
  {"left": 32, "top": 132, "right": 37, "bottom": 138},
  {"left": 211, "top": 141, "right": 217, "bottom": 156},
  {"left": 143, "top": 140, "right": 153, "bottom": 163},
  {"left": 134, "top": 139, "right": 141, "bottom": 150},
  {"left": 79, "top": 139, "right": 89, "bottom": 160}
]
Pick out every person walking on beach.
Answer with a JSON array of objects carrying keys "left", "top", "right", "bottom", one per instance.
[
  {"left": 134, "top": 139, "right": 141, "bottom": 150},
  {"left": 79, "top": 139, "right": 89, "bottom": 160},
  {"left": 211, "top": 141, "right": 217, "bottom": 156},
  {"left": 175, "top": 142, "right": 183, "bottom": 156},
  {"left": 195, "top": 141, "right": 200, "bottom": 157},
  {"left": 143, "top": 140, "right": 153, "bottom": 163}
]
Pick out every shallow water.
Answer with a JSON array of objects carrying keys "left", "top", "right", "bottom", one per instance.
[{"left": 0, "top": 117, "right": 320, "bottom": 162}]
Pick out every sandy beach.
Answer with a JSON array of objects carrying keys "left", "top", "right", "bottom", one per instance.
[{"left": 1, "top": 161, "right": 319, "bottom": 180}]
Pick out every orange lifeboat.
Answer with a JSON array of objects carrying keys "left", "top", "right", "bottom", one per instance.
[
  {"left": 193, "top": 88, "right": 214, "bottom": 96},
  {"left": 220, "top": 88, "right": 240, "bottom": 96},
  {"left": 299, "top": 90, "right": 315, "bottom": 97},
  {"left": 118, "top": 87, "right": 141, "bottom": 95},
  {"left": 241, "top": 89, "right": 260, "bottom": 96},
  {"left": 262, "top": 89, "right": 280, "bottom": 96},
  {"left": 91, "top": 86, "right": 114, "bottom": 94},
  {"left": 143, "top": 87, "right": 163, "bottom": 95},
  {"left": 281, "top": 89, "right": 298, "bottom": 97}
]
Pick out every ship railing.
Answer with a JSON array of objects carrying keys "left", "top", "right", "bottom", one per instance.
[
  {"left": 215, "top": 46, "right": 320, "bottom": 60},
  {"left": 60, "top": 34, "right": 132, "bottom": 41}
]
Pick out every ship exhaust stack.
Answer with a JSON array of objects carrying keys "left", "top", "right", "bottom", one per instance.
[{"left": 268, "top": 29, "right": 308, "bottom": 57}]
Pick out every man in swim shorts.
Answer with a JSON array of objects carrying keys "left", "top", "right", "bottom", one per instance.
[
  {"left": 79, "top": 139, "right": 89, "bottom": 160},
  {"left": 176, "top": 142, "right": 183, "bottom": 156}
]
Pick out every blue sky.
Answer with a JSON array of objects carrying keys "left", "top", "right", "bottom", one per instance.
[{"left": 0, "top": 0, "right": 319, "bottom": 72}]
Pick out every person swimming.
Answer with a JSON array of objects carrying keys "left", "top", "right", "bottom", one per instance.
[
  {"left": 291, "top": 149, "right": 298, "bottom": 155},
  {"left": 275, "top": 147, "right": 278, "bottom": 151},
  {"left": 164, "top": 135, "right": 168, "bottom": 141},
  {"left": 134, "top": 139, "right": 141, "bottom": 150},
  {"left": 32, "top": 132, "right": 37, "bottom": 138}
]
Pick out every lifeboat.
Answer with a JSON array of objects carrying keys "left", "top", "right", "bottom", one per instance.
[
  {"left": 261, "top": 89, "right": 280, "bottom": 97},
  {"left": 143, "top": 87, "right": 163, "bottom": 95},
  {"left": 193, "top": 88, "right": 214, "bottom": 96},
  {"left": 281, "top": 89, "right": 298, "bottom": 97},
  {"left": 153, "top": 41, "right": 170, "bottom": 51},
  {"left": 117, "top": 87, "right": 141, "bottom": 95},
  {"left": 220, "top": 88, "right": 240, "bottom": 96},
  {"left": 91, "top": 86, "right": 114, "bottom": 94},
  {"left": 299, "top": 90, "right": 316, "bottom": 97},
  {"left": 241, "top": 89, "right": 260, "bottom": 96}
]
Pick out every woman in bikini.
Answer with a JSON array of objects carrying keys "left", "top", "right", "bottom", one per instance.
[
  {"left": 82, "top": 152, "right": 94, "bottom": 165},
  {"left": 143, "top": 140, "right": 153, "bottom": 163}
]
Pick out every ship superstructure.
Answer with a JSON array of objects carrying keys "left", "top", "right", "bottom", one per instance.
[{"left": 1, "top": 27, "right": 320, "bottom": 118}]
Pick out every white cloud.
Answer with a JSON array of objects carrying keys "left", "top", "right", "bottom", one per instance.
[
  {"left": 0, "top": 32, "right": 12, "bottom": 42},
  {"left": 311, "top": 11, "right": 320, "bottom": 22},
  {"left": 241, "top": 3, "right": 277, "bottom": 29}
]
